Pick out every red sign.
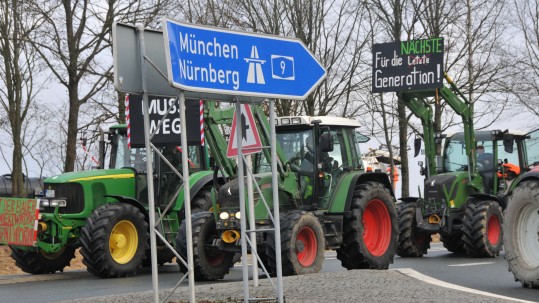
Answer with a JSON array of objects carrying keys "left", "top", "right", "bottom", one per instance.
[
  {"left": 227, "top": 104, "right": 263, "bottom": 158},
  {"left": 0, "top": 198, "right": 39, "bottom": 246}
]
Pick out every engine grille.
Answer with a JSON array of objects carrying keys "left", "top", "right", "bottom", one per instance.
[{"left": 42, "top": 183, "right": 84, "bottom": 214}]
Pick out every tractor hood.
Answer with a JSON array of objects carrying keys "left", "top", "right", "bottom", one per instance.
[
  {"left": 424, "top": 171, "right": 470, "bottom": 209},
  {"left": 218, "top": 173, "right": 268, "bottom": 210},
  {"left": 45, "top": 169, "right": 135, "bottom": 184}
]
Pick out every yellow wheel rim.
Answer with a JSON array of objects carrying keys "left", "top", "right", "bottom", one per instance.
[{"left": 110, "top": 220, "right": 138, "bottom": 264}]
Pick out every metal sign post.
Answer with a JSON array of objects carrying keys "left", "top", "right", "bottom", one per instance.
[
  {"left": 136, "top": 25, "right": 160, "bottom": 303},
  {"left": 178, "top": 91, "right": 196, "bottom": 302}
]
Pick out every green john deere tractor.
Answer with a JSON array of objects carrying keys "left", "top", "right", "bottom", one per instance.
[
  {"left": 176, "top": 105, "right": 399, "bottom": 281},
  {"left": 8, "top": 101, "right": 238, "bottom": 278}
]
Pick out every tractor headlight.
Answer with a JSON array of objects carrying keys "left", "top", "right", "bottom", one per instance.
[
  {"left": 39, "top": 198, "right": 49, "bottom": 207},
  {"left": 50, "top": 199, "right": 67, "bottom": 207},
  {"left": 235, "top": 212, "right": 241, "bottom": 220},
  {"left": 219, "top": 212, "right": 229, "bottom": 220}
]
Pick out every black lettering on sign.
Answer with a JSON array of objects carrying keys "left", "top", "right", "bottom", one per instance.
[{"left": 372, "top": 38, "right": 444, "bottom": 93}]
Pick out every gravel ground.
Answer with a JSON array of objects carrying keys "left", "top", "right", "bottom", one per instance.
[{"left": 56, "top": 269, "right": 520, "bottom": 303}]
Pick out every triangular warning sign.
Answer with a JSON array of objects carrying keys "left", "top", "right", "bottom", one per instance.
[{"left": 227, "top": 104, "right": 263, "bottom": 158}]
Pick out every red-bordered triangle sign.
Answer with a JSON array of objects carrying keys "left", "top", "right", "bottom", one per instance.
[{"left": 227, "top": 104, "right": 263, "bottom": 158}]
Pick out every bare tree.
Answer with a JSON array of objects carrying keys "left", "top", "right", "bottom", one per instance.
[
  {"left": 367, "top": 0, "right": 418, "bottom": 197},
  {"left": 511, "top": 0, "right": 539, "bottom": 123},
  {"left": 0, "top": 0, "right": 44, "bottom": 196}
]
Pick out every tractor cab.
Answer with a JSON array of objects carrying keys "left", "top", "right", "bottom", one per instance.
[
  {"left": 106, "top": 124, "right": 208, "bottom": 206},
  {"left": 442, "top": 130, "right": 532, "bottom": 196},
  {"left": 253, "top": 115, "right": 367, "bottom": 210}
]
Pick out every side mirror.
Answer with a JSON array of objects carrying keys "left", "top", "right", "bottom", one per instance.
[
  {"left": 503, "top": 135, "right": 514, "bottom": 153},
  {"left": 414, "top": 137, "right": 422, "bottom": 157},
  {"left": 319, "top": 132, "right": 334, "bottom": 152}
]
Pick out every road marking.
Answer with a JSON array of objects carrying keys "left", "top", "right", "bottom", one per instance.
[
  {"left": 448, "top": 262, "right": 495, "bottom": 267},
  {"left": 394, "top": 268, "right": 536, "bottom": 303}
]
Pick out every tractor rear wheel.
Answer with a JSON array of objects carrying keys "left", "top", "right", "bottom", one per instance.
[
  {"left": 397, "top": 202, "right": 430, "bottom": 257},
  {"left": 80, "top": 203, "right": 148, "bottom": 278},
  {"left": 503, "top": 180, "right": 539, "bottom": 288},
  {"left": 10, "top": 245, "right": 76, "bottom": 274},
  {"left": 175, "top": 211, "right": 234, "bottom": 281},
  {"left": 462, "top": 200, "right": 503, "bottom": 257},
  {"left": 336, "top": 181, "right": 398, "bottom": 269},
  {"left": 266, "top": 210, "right": 325, "bottom": 276}
]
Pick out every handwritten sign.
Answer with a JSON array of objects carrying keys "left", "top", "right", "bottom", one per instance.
[
  {"left": 372, "top": 38, "right": 444, "bottom": 93},
  {"left": 0, "top": 197, "right": 38, "bottom": 246}
]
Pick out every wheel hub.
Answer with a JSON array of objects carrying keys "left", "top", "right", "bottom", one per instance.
[
  {"left": 111, "top": 234, "right": 127, "bottom": 249},
  {"left": 296, "top": 240, "right": 305, "bottom": 253}
]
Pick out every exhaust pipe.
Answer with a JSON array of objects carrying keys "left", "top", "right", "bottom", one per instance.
[{"left": 221, "top": 230, "right": 240, "bottom": 243}]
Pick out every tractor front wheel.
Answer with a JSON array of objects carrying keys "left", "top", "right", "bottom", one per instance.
[
  {"left": 10, "top": 246, "right": 76, "bottom": 274},
  {"left": 440, "top": 231, "right": 466, "bottom": 254},
  {"left": 80, "top": 203, "right": 149, "bottom": 278},
  {"left": 462, "top": 200, "right": 503, "bottom": 257},
  {"left": 175, "top": 211, "right": 234, "bottom": 281},
  {"left": 503, "top": 180, "right": 539, "bottom": 288},
  {"left": 337, "top": 181, "right": 398, "bottom": 269},
  {"left": 397, "top": 202, "right": 430, "bottom": 257},
  {"left": 266, "top": 210, "right": 325, "bottom": 276}
]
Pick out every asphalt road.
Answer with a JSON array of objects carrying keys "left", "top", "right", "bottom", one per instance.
[{"left": 0, "top": 243, "right": 536, "bottom": 303}]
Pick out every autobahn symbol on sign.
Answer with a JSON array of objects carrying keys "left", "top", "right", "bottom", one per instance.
[
  {"left": 163, "top": 18, "right": 327, "bottom": 100},
  {"left": 227, "top": 104, "right": 262, "bottom": 158}
]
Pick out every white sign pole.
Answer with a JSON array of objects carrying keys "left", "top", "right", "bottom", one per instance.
[
  {"left": 179, "top": 91, "right": 196, "bottom": 303},
  {"left": 246, "top": 154, "right": 258, "bottom": 286},
  {"left": 270, "top": 99, "right": 284, "bottom": 303},
  {"left": 137, "top": 25, "right": 159, "bottom": 303}
]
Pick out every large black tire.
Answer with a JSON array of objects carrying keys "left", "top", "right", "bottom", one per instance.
[
  {"left": 462, "top": 200, "right": 503, "bottom": 257},
  {"left": 441, "top": 231, "right": 466, "bottom": 254},
  {"left": 80, "top": 203, "right": 149, "bottom": 278},
  {"left": 396, "top": 202, "right": 430, "bottom": 257},
  {"left": 503, "top": 180, "right": 539, "bottom": 288},
  {"left": 143, "top": 189, "right": 213, "bottom": 267},
  {"left": 266, "top": 210, "right": 325, "bottom": 276},
  {"left": 10, "top": 246, "right": 76, "bottom": 274},
  {"left": 175, "top": 211, "right": 234, "bottom": 281},
  {"left": 191, "top": 189, "right": 212, "bottom": 213},
  {"left": 336, "top": 181, "right": 398, "bottom": 269}
]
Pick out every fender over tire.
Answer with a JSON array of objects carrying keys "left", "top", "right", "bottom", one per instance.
[
  {"left": 80, "top": 203, "right": 149, "bottom": 278},
  {"left": 336, "top": 181, "right": 398, "bottom": 269}
]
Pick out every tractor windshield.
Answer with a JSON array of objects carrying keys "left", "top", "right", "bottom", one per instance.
[
  {"left": 443, "top": 138, "right": 468, "bottom": 172},
  {"left": 277, "top": 129, "right": 314, "bottom": 171},
  {"left": 525, "top": 129, "right": 539, "bottom": 167},
  {"left": 112, "top": 133, "right": 148, "bottom": 171}
]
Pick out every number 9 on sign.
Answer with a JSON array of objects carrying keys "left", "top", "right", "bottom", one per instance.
[{"left": 271, "top": 55, "right": 295, "bottom": 80}]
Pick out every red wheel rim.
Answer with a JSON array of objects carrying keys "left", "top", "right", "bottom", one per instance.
[
  {"left": 362, "top": 199, "right": 391, "bottom": 256},
  {"left": 487, "top": 214, "right": 501, "bottom": 245},
  {"left": 296, "top": 226, "right": 317, "bottom": 267}
]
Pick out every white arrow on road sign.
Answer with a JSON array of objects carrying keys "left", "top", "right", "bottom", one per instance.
[
  {"left": 227, "top": 104, "right": 262, "bottom": 158},
  {"left": 163, "top": 19, "right": 327, "bottom": 100}
]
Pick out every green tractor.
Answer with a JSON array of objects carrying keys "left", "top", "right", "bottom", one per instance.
[
  {"left": 9, "top": 101, "right": 238, "bottom": 278},
  {"left": 397, "top": 74, "right": 536, "bottom": 258},
  {"left": 503, "top": 129, "right": 539, "bottom": 288},
  {"left": 176, "top": 106, "right": 399, "bottom": 281}
]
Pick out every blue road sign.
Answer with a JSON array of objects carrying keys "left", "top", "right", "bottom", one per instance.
[{"left": 163, "top": 19, "right": 327, "bottom": 100}]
